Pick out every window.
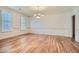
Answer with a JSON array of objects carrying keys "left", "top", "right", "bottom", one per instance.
[
  {"left": 20, "top": 16, "right": 26, "bottom": 31},
  {"left": 2, "top": 12, "right": 12, "bottom": 32}
]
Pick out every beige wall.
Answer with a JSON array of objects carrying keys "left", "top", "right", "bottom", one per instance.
[
  {"left": 30, "top": 12, "right": 73, "bottom": 37},
  {"left": 0, "top": 7, "right": 30, "bottom": 40}
]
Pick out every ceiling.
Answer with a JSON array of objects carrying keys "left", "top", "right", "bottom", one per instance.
[{"left": 8, "top": 6, "right": 75, "bottom": 16}]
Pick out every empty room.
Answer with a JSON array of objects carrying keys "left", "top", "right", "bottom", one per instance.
[{"left": 0, "top": 6, "right": 79, "bottom": 53}]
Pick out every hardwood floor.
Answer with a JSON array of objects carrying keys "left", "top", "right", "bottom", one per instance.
[{"left": 0, "top": 34, "right": 79, "bottom": 53}]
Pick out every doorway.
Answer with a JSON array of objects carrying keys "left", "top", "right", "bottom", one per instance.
[{"left": 72, "top": 15, "right": 75, "bottom": 41}]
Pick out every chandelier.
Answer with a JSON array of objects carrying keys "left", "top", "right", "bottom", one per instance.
[
  {"left": 32, "top": 6, "right": 45, "bottom": 19},
  {"left": 33, "top": 13, "right": 44, "bottom": 19}
]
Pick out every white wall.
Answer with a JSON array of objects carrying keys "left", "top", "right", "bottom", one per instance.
[
  {"left": 30, "top": 12, "right": 73, "bottom": 37},
  {"left": 0, "top": 7, "right": 74, "bottom": 40},
  {"left": 0, "top": 7, "right": 30, "bottom": 40},
  {"left": 73, "top": 7, "right": 79, "bottom": 42}
]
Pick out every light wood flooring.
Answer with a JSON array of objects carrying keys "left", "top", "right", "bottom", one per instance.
[{"left": 0, "top": 34, "right": 79, "bottom": 53}]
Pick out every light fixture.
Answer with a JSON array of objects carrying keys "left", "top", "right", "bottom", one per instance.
[
  {"left": 33, "top": 13, "right": 44, "bottom": 19},
  {"left": 32, "top": 6, "right": 45, "bottom": 19}
]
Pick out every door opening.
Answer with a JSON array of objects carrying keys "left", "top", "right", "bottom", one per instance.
[{"left": 72, "top": 15, "right": 75, "bottom": 41}]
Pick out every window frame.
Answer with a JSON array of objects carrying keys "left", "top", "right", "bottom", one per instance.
[
  {"left": 1, "top": 11, "right": 12, "bottom": 33},
  {"left": 20, "top": 15, "right": 26, "bottom": 31}
]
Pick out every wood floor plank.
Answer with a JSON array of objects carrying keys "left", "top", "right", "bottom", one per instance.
[{"left": 0, "top": 34, "right": 79, "bottom": 53}]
